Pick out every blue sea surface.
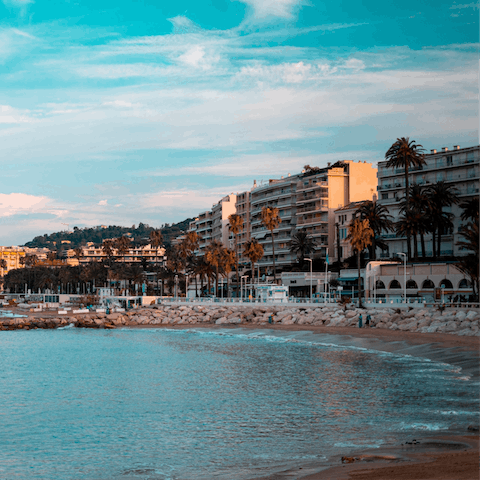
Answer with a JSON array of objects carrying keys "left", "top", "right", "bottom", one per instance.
[{"left": 0, "top": 327, "right": 478, "bottom": 479}]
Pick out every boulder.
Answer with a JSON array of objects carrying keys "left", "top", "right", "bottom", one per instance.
[
  {"left": 455, "top": 311, "right": 467, "bottom": 321},
  {"left": 466, "top": 311, "right": 479, "bottom": 321}
]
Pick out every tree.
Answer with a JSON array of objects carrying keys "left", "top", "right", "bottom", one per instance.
[
  {"left": 221, "top": 248, "right": 236, "bottom": 298},
  {"left": 459, "top": 197, "right": 479, "bottom": 222},
  {"left": 228, "top": 213, "right": 243, "bottom": 294},
  {"left": 396, "top": 210, "right": 423, "bottom": 260},
  {"left": 456, "top": 220, "right": 479, "bottom": 300},
  {"left": 289, "top": 230, "right": 317, "bottom": 267},
  {"left": 205, "top": 241, "right": 225, "bottom": 297},
  {"left": 74, "top": 247, "right": 83, "bottom": 264},
  {"left": 346, "top": 218, "right": 374, "bottom": 308},
  {"left": 426, "top": 181, "right": 459, "bottom": 257},
  {"left": 114, "top": 236, "right": 131, "bottom": 264},
  {"left": 396, "top": 184, "right": 430, "bottom": 259},
  {"left": 243, "top": 239, "right": 264, "bottom": 284},
  {"left": 385, "top": 137, "right": 426, "bottom": 260},
  {"left": 260, "top": 206, "right": 281, "bottom": 283},
  {"left": 102, "top": 239, "right": 115, "bottom": 267},
  {"left": 149, "top": 229, "right": 164, "bottom": 294},
  {"left": 355, "top": 200, "right": 394, "bottom": 260}
]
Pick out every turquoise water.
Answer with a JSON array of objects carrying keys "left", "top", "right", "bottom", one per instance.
[{"left": 0, "top": 327, "right": 478, "bottom": 479}]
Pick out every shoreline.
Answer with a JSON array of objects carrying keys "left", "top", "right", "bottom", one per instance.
[
  {"left": 5, "top": 309, "right": 479, "bottom": 479},
  {"left": 130, "top": 323, "right": 480, "bottom": 479}
]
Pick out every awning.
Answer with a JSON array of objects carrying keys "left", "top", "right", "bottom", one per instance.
[{"left": 338, "top": 276, "right": 359, "bottom": 282}]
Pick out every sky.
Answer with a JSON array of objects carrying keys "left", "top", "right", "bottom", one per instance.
[{"left": 0, "top": 0, "right": 478, "bottom": 246}]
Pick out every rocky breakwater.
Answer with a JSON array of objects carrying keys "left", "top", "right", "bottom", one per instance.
[
  {"left": 0, "top": 305, "right": 479, "bottom": 337},
  {"left": 110, "top": 304, "right": 480, "bottom": 337}
]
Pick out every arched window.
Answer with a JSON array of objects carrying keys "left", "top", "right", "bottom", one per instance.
[
  {"left": 375, "top": 280, "right": 385, "bottom": 289},
  {"left": 422, "top": 279, "right": 435, "bottom": 289},
  {"left": 406, "top": 279, "right": 418, "bottom": 289},
  {"left": 458, "top": 279, "right": 472, "bottom": 289},
  {"left": 389, "top": 279, "right": 401, "bottom": 289},
  {"left": 440, "top": 279, "right": 453, "bottom": 289}
]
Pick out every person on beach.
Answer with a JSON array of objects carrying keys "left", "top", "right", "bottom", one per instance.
[
  {"left": 366, "top": 314, "right": 371, "bottom": 327},
  {"left": 358, "top": 314, "right": 363, "bottom": 328}
]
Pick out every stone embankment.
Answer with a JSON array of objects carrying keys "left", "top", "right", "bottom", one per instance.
[{"left": 1, "top": 304, "right": 479, "bottom": 336}]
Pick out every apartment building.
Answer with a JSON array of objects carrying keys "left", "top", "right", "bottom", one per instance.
[
  {"left": 211, "top": 194, "right": 237, "bottom": 246},
  {"left": 376, "top": 144, "right": 479, "bottom": 258},
  {"left": 297, "top": 160, "right": 377, "bottom": 261},
  {"left": 333, "top": 200, "right": 369, "bottom": 262},
  {"left": 0, "top": 246, "right": 26, "bottom": 276},
  {"left": 234, "top": 190, "right": 251, "bottom": 267},
  {"left": 250, "top": 174, "right": 300, "bottom": 271},
  {"left": 65, "top": 243, "right": 165, "bottom": 266}
]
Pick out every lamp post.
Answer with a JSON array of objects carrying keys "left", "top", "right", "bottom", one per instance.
[
  {"left": 304, "top": 258, "right": 312, "bottom": 302},
  {"left": 398, "top": 252, "right": 406, "bottom": 304},
  {"left": 174, "top": 274, "right": 178, "bottom": 301},
  {"left": 185, "top": 274, "right": 189, "bottom": 301},
  {"left": 374, "top": 274, "right": 377, "bottom": 304},
  {"left": 241, "top": 275, "right": 248, "bottom": 301},
  {"left": 324, "top": 248, "right": 329, "bottom": 303}
]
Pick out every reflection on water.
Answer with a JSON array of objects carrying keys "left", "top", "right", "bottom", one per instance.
[{"left": 0, "top": 328, "right": 477, "bottom": 480}]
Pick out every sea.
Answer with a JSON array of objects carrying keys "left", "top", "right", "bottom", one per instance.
[{"left": 0, "top": 327, "right": 478, "bottom": 479}]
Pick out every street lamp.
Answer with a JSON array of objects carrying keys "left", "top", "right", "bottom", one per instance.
[
  {"left": 241, "top": 275, "right": 248, "bottom": 301},
  {"left": 304, "top": 258, "right": 312, "bottom": 302},
  {"left": 185, "top": 274, "right": 189, "bottom": 301},
  {"left": 398, "top": 252, "right": 406, "bottom": 304},
  {"left": 174, "top": 274, "right": 178, "bottom": 301}
]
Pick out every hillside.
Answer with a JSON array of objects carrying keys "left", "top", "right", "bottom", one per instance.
[{"left": 24, "top": 219, "right": 193, "bottom": 250}]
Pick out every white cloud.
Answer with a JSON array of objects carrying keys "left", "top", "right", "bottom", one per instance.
[
  {"left": 238, "top": 0, "right": 303, "bottom": 19},
  {"left": 0, "top": 105, "right": 36, "bottom": 123},
  {"left": 178, "top": 46, "right": 206, "bottom": 68},
  {"left": 98, "top": 199, "right": 108, "bottom": 206},
  {"left": 0, "top": 193, "right": 48, "bottom": 217}
]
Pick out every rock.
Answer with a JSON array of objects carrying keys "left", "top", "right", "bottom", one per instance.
[
  {"left": 455, "top": 311, "right": 467, "bottom": 321},
  {"left": 467, "top": 425, "right": 479, "bottom": 432},
  {"left": 466, "top": 311, "right": 479, "bottom": 320}
]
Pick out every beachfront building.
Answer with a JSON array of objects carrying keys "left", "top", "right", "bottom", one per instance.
[
  {"left": 250, "top": 174, "right": 300, "bottom": 272},
  {"left": 296, "top": 161, "right": 377, "bottom": 263},
  {"left": 376, "top": 144, "right": 479, "bottom": 258},
  {"left": 195, "top": 211, "right": 213, "bottom": 255},
  {"left": 211, "top": 194, "right": 237, "bottom": 247},
  {"left": 234, "top": 190, "right": 251, "bottom": 269},
  {"left": 365, "top": 261, "right": 474, "bottom": 303}
]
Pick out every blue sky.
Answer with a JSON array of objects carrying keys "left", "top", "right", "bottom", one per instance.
[{"left": 0, "top": 0, "right": 478, "bottom": 245}]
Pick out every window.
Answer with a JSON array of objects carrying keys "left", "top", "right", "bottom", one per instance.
[
  {"left": 382, "top": 193, "right": 388, "bottom": 200},
  {"left": 446, "top": 155, "right": 453, "bottom": 166},
  {"left": 375, "top": 280, "right": 385, "bottom": 289},
  {"left": 389, "top": 280, "right": 401, "bottom": 289},
  {"left": 467, "top": 152, "right": 474, "bottom": 163},
  {"left": 458, "top": 279, "right": 471, "bottom": 289},
  {"left": 406, "top": 280, "right": 418, "bottom": 289},
  {"left": 422, "top": 279, "right": 434, "bottom": 289},
  {"left": 440, "top": 279, "right": 453, "bottom": 289}
]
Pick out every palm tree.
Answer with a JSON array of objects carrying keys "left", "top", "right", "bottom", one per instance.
[
  {"left": 456, "top": 220, "right": 479, "bottom": 300},
  {"left": 221, "top": 248, "right": 236, "bottom": 298},
  {"left": 114, "top": 236, "right": 131, "bottom": 264},
  {"left": 205, "top": 240, "right": 224, "bottom": 297},
  {"left": 426, "top": 181, "right": 459, "bottom": 257},
  {"left": 346, "top": 218, "right": 374, "bottom": 308},
  {"left": 243, "top": 239, "right": 264, "bottom": 284},
  {"left": 149, "top": 229, "right": 164, "bottom": 293},
  {"left": 459, "top": 197, "right": 479, "bottom": 222},
  {"left": 74, "top": 247, "right": 83, "bottom": 265},
  {"left": 228, "top": 213, "right": 243, "bottom": 295},
  {"left": 101, "top": 239, "right": 115, "bottom": 267},
  {"left": 396, "top": 210, "right": 423, "bottom": 260},
  {"left": 385, "top": 137, "right": 426, "bottom": 259},
  {"left": 355, "top": 200, "right": 394, "bottom": 260},
  {"left": 289, "top": 230, "right": 317, "bottom": 267},
  {"left": 260, "top": 206, "right": 281, "bottom": 283},
  {"left": 398, "top": 185, "right": 430, "bottom": 259}
]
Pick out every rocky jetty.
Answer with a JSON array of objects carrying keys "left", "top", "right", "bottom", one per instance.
[{"left": 1, "top": 304, "right": 479, "bottom": 336}]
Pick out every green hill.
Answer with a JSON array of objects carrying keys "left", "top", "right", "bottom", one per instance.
[{"left": 24, "top": 219, "right": 193, "bottom": 250}]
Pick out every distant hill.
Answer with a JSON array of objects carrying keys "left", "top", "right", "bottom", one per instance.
[{"left": 23, "top": 219, "right": 193, "bottom": 250}]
